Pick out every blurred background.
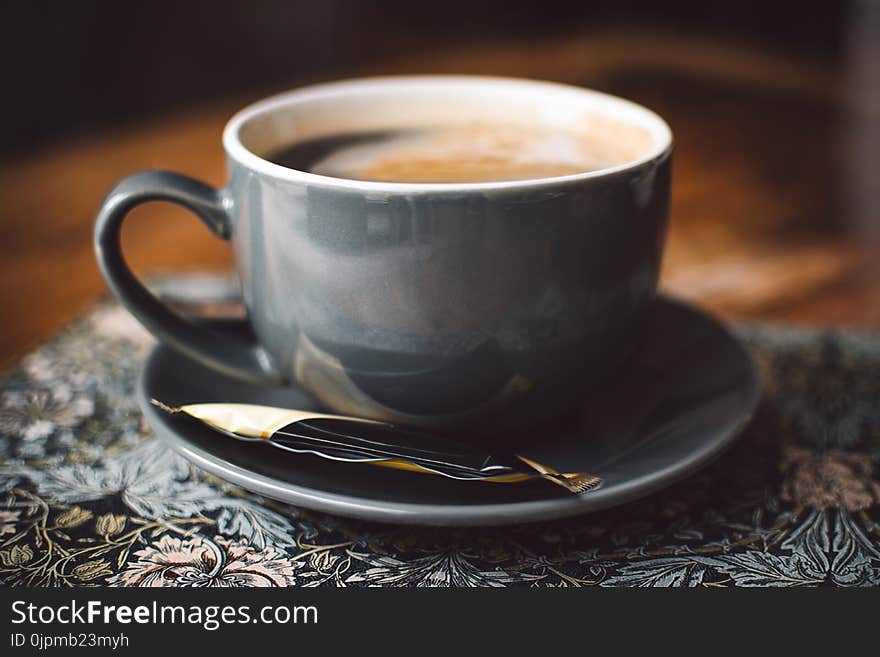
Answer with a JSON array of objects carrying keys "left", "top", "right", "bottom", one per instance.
[{"left": 1, "top": 0, "right": 878, "bottom": 369}]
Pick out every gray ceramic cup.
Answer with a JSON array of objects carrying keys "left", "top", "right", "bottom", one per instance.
[{"left": 95, "top": 76, "right": 673, "bottom": 433}]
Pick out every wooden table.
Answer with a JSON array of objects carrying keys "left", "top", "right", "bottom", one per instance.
[{"left": 2, "top": 26, "right": 878, "bottom": 370}]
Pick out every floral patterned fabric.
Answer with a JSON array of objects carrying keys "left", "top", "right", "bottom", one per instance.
[{"left": 1, "top": 276, "right": 879, "bottom": 587}]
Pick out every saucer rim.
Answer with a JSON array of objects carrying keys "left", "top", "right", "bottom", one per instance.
[{"left": 137, "top": 297, "right": 759, "bottom": 527}]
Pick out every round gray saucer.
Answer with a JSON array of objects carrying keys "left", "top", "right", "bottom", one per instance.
[{"left": 138, "top": 297, "right": 759, "bottom": 526}]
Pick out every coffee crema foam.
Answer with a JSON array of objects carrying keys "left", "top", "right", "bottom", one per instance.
[{"left": 296, "top": 123, "right": 636, "bottom": 183}]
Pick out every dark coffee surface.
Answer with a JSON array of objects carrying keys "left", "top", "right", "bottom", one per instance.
[
  {"left": 268, "top": 131, "right": 396, "bottom": 176},
  {"left": 266, "top": 124, "right": 635, "bottom": 183}
]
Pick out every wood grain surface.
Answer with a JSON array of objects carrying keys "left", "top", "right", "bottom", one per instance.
[{"left": 2, "top": 26, "right": 878, "bottom": 370}]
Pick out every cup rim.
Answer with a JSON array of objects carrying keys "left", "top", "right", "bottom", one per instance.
[{"left": 223, "top": 75, "right": 673, "bottom": 193}]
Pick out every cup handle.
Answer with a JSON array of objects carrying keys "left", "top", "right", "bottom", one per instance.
[{"left": 94, "top": 170, "right": 283, "bottom": 384}]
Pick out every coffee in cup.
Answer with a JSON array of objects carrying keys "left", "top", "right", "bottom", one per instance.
[{"left": 268, "top": 121, "right": 650, "bottom": 183}]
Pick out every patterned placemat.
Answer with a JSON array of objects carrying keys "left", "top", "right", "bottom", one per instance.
[{"left": 1, "top": 275, "right": 878, "bottom": 587}]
